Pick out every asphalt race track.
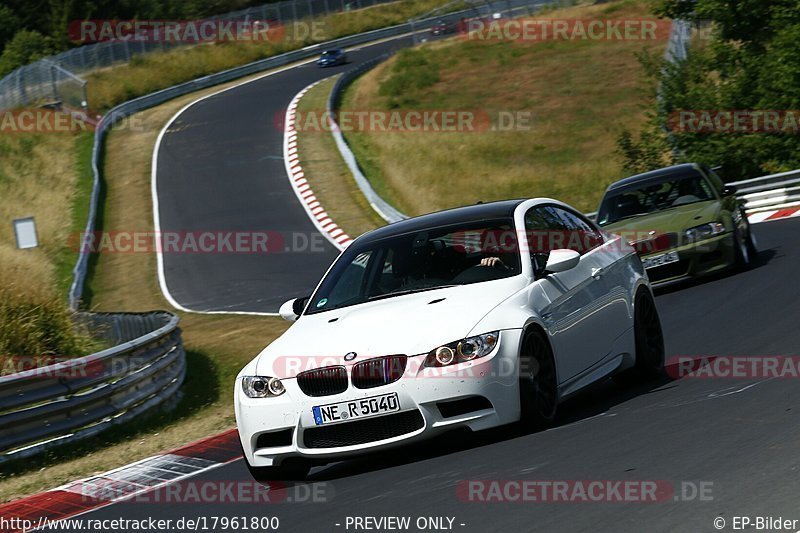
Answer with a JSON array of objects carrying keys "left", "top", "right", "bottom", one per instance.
[
  {"left": 65, "top": 216, "right": 800, "bottom": 532},
  {"left": 143, "top": 30, "right": 800, "bottom": 533},
  {"left": 154, "top": 36, "right": 421, "bottom": 313}
]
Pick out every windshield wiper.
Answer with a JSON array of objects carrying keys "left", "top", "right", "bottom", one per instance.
[{"left": 367, "top": 285, "right": 459, "bottom": 302}]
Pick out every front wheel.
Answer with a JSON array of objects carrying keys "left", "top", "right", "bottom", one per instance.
[
  {"left": 635, "top": 288, "right": 665, "bottom": 376},
  {"left": 734, "top": 221, "right": 756, "bottom": 270},
  {"left": 519, "top": 328, "right": 558, "bottom": 428}
]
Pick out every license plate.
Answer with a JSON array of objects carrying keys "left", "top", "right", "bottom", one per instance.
[
  {"left": 643, "top": 250, "right": 679, "bottom": 270},
  {"left": 312, "top": 393, "right": 400, "bottom": 426}
]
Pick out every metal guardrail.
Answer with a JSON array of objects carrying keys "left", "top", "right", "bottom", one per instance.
[
  {"left": 325, "top": 0, "right": 548, "bottom": 224},
  {"left": 68, "top": 23, "right": 421, "bottom": 309},
  {"left": 0, "top": 311, "right": 184, "bottom": 464},
  {"left": 327, "top": 54, "right": 408, "bottom": 224},
  {"left": 67, "top": 2, "right": 542, "bottom": 308},
  {"left": 0, "top": 0, "right": 404, "bottom": 110},
  {"left": 730, "top": 169, "right": 800, "bottom": 212}
]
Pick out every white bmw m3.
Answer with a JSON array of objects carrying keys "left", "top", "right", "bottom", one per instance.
[{"left": 235, "top": 199, "right": 665, "bottom": 480}]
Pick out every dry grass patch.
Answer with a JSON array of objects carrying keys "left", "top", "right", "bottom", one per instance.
[
  {"left": 0, "top": 130, "right": 97, "bottom": 361},
  {"left": 87, "top": 0, "right": 462, "bottom": 111},
  {"left": 342, "top": 0, "right": 666, "bottom": 215},
  {"left": 0, "top": 72, "right": 296, "bottom": 502}
]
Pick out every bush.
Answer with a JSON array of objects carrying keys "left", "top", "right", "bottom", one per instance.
[{"left": 0, "top": 30, "right": 55, "bottom": 76}]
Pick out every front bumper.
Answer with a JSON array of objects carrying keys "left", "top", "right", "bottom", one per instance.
[
  {"left": 642, "top": 232, "right": 736, "bottom": 285},
  {"left": 235, "top": 330, "right": 522, "bottom": 467}
]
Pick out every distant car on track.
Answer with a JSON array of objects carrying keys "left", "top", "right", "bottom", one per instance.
[
  {"left": 236, "top": 199, "right": 664, "bottom": 480},
  {"left": 596, "top": 163, "right": 757, "bottom": 285},
  {"left": 430, "top": 20, "right": 457, "bottom": 35},
  {"left": 316, "top": 48, "right": 347, "bottom": 67}
]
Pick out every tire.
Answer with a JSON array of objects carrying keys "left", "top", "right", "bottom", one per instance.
[
  {"left": 621, "top": 289, "right": 665, "bottom": 383},
  {"left": 734, "top": 223, "right": 753, "bottom": 270},
  {"left": 745, "top": 220, "right": 758, "bottom": 260},
  {"left": 519, "top": 328, "right": 558, "bottom": 428}
]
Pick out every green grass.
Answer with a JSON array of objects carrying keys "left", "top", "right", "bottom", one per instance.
[
  {"left": 295, "top": 77, "right": 385, "bottom": 238},
  {"left": 341, "top": 0, "right": 666, "bottom": 215},
  {"left": 54, "top": 131, "right": 95, "bottom": 297},
  {"left": 87, "top": 0, "right": 466, "bottom": 112},
  {"left": 0, "top": 129, "right": 98, "bottom": 363}
]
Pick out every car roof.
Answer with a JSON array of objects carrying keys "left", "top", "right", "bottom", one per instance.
[
  {"left": 355, "top": 199, "right": 527, "bottom": 245},
  {"left": 604, "top": 163, "right": 704, "bottom": 193}
]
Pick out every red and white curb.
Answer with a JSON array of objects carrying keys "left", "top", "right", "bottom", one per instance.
[
  {"left": 283, "top": 80, "right": 353, "bottom": 250},
  {"left": 747, "top": 205, "right": 800, "bottom": 224},
  {"left": 0, "top": 429, "right": 242, "bottom": 532}
]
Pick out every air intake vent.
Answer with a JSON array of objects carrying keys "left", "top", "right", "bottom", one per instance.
[
  {"left": 351, "top": 355, "right": 407, "bottom": 389},
  {"left": 303, "top": 410, "right": 424, "bottom": 448},
  {"left": 297, "top": 366, "right": 348, "bottom": 397},
  {"left": 255, "top": 428, "right": 293, "bottom": 449}
]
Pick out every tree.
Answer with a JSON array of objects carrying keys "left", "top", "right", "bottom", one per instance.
[
  {"left": 0, "top": 30, "right": 55, "bottom": 76},
  {"left": 0, "top": 5, "right": 20, "bottom": 50}
]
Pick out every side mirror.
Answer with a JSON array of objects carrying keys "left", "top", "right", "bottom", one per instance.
[
  {"left": 721, "top": 185, "right": 737, "bottom": 197},
  {"left": 544, "top": 249, "right": 580, "bottom": 274},
  {"left": 279, "top": 296, "right": 309, "bottom": 322}
]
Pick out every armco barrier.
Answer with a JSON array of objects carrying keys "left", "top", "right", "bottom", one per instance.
[
  {"left": 67, "top": 0, "right": 547, "bottom": 309},
  {"left": 0, "top": 311, "right": 184, "bottom": 464},
  {"left": 730, "top": 169, "right": 800, "bottom": 213},
  {"left": 68, "top": 22, "right": 418, "bottom": 310},
  {"left": 327, "top": 53, "right": 408, "bottom": 224}
]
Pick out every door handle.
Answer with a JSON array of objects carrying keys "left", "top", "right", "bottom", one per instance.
[{"left": 591, "top": 267, "right": 604, "bottom": 279}]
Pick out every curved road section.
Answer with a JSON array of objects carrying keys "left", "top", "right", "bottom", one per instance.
[
  {"left": 154, "top": 38, "right": 410, "bottom": 313},
  {"left": 49, "top": 217, "right": 800, "bottom": 531}
]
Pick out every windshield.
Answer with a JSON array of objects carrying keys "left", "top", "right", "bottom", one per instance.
[
  {"left": 597, "top": 171, "right": 716, "bottom": 225},
  {"left": 321, "top": 50, "right": 338, "bottom": 57},
  {"left": 307, "top": 219, "right": 521, "bottom": 314}
]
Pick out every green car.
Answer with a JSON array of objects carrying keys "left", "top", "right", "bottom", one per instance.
[{"left": 596, "top": 163, "right": 757, "bottom": 285}]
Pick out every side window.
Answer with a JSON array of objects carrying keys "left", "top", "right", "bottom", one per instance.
[
  {"left": 526, "top": 206, "right": 603, "bottom": 257},
  {"left": 551, "top": 207, "right": 604, "bottom": 254},
  {"left": 705, "top": 168, "right": 725, "bottom": 197},
  {"left": 525, "top": 207, "right": 568, "bottom": 273}
]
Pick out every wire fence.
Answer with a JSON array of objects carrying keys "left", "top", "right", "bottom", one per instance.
[{"left": 0, "top": 0, "right": 400, "bottom": 110}]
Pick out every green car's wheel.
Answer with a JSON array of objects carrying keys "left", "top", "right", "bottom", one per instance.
[{"left": 734, "top": 224, "right": 753, "bottom": 269}]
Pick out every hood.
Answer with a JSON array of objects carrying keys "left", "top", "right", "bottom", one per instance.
[
  {"left": 255, "top": 276, "right": 526, "bottom": 378},
  {"left": 602, "top": 200, "right": 721, "bottom": 238}
]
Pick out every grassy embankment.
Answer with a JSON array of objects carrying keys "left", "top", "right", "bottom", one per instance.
[
  {"left": 0, "top": 0, "right": 464, "bottom": 500},
  {"left": 337, "top": 0, "right": 667, "bottom": 217}
]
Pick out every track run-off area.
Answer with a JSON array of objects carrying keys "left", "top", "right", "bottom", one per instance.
[{"left": 36, "top": 29, "right": 800, "bottom": 533}]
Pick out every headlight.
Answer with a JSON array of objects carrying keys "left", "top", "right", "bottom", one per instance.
[
  {"left": 424, "top": 332, "right": 499, "bottom": 367},
  {"left": 685, "top": 222, "right": 726, "bottom": 243},
  {"left": 241, "top": 376, "right": 285, "bottom": 398}
]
